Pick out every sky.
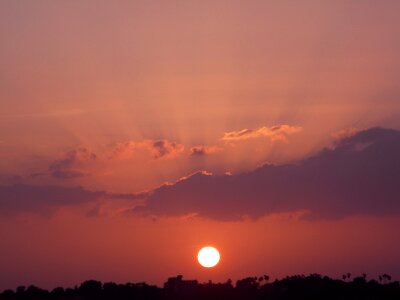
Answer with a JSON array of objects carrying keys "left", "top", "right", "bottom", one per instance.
[{"left": 1, "top": 0, "right": 400, "bottom": 291}]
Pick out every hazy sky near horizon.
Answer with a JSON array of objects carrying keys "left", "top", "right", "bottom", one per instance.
[{"left": 1, "top": 0, "right": 400, "bottom": 290}]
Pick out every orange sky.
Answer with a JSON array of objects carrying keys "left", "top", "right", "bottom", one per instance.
[{"left": 1, "top": 0, "right": 400, "bottom": 291}]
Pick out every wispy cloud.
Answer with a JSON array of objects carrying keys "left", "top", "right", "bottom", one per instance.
[
  {"left": 0, "top": 109, "right": 86, "bottom": 119},
  {"left": 222, "top": 125, "right": 302, "bottom": 142},
  {"left": 111, "top": 139, "right": 184, "bottom": 160},
  {"left": 0, "top": 184, "right": 144, "bottom": 216},
  {"left": 190, "top": 145, "right": 223, "bottom": 157},
  {"left": 48, "top": 147, "right": 97, "bottom": 179},
  {"left": 331, "top": 128, "right": 360, "bottom": 141}
]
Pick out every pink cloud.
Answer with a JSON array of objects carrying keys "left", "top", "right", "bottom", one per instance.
[
  {"left": 222, "top": 125, "right": 302, "bottom": 142},
  {"left": 111, "top": 139, "right": 184, "bottom": 161},
  {"left": 49, "top": 147, "right": 97, "bottom": 179},
  {"left": 190, "top": 145, "right": 223, "bottom": 156},
  {"left": 332, "top": 128, "right": 360, "bottom": 141}
]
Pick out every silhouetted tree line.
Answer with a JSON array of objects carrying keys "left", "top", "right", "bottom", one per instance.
[{"left": 1, "top": 273, "right": 400, "bottom": 300}]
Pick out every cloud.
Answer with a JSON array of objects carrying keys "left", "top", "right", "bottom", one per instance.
[
  {"left": 190, "top": 145, "right": 223, "bottom": 157},
  {"left": 0, "top": 184, "right": 142, "bottom": 216},
  {"left": 221, "top": 125, "right": 302, "bottom": 142},
  {"left": 49, "top": 147, "right": 97, "bottom": 179},
  {"left": 46, "top": 139, "right": 185, "bottom": 180},
  {"left": 135, "top": 127, "right": 400, "bottom": 221},
  {"left": 110, "top": 139, "right": 184, "bottom": 160},
  {"left": 51, "top": 169, "right": 90, "bottom": 179},
  {"left": 149, "top": 140, "right": 184, "bottom": 159},
  {"left": 331, "top": 128, "right": 360, "bottom": 141}
]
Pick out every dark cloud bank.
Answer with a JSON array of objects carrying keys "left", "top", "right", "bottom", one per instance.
[
  {"left": 136, "top": 127, "right": 400, "bottom": 220},
  {"left": 0, "top": 184, "right": 139, "bottom": 216}
]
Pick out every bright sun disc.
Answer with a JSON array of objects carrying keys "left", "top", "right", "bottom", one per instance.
[{"left": 197, "top": 246, "right": 220, "bottom": 268}]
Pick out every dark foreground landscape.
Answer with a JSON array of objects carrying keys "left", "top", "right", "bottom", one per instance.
[{"left": 1, "top": 274, "right": 399, "bottom": 300}]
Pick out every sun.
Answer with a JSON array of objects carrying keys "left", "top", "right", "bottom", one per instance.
[{"left": 197, "top": 246, "right": 220, "bottom": 268}]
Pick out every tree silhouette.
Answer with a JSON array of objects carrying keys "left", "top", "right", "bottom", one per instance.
[{"left": 1, "top": 274, "right": 400, "bottom": 300}]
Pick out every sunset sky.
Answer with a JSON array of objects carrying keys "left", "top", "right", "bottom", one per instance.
[{"left": 1, "top": 0, "right": 400, "bottom": 291}]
